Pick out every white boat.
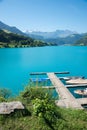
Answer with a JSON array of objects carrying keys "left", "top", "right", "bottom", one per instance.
[
  {"left": 74, "top": 88, "right": 87, "bottom": 96},
  {"left": 66, "top": 78, "right": 87, "bottom": 84}
]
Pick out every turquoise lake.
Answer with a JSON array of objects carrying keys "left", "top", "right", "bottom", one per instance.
[{"left": 0, "top": 46, "right": 87, "bottom": 96}]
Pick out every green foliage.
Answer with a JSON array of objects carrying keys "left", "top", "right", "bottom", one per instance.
[
  {"left": 0, "top": 86, "right": 87, "bottom": 130},
  {"left": 21, "top": 85, "right": 61, "bottom": 129},
  {"left": 74, "top": 34, "right": 87, "bottom": 46},
  {"left": 32, "top": 97, "right": 61, "bottom": 129},
  {"left": 0, "top": 96, "right": 6, "bottom": 102},
  {"left": 20, "top": 86, "right": 55, "bottom": 103},
  {"left": 44, "top": 34, "right": 83, "bottom": 45},
  {"left": 0, "top": 88, "right": 11, "bottom": 99},
  {"left": 0, "top": 29, "right": 51, "bottom": 48}
]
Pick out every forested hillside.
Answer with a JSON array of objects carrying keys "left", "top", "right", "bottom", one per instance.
[
  {"left": 43, "top": 34, "right": 82, "bottom": 45},
  {"left": 0, "top": 30, "right": 54, "bottom": 48},
  {"left": 74, "top": 34, "right": 87, "bottom": 46}
]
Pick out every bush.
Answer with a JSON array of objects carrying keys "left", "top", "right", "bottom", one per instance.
[
  {"left": 32, "top": 95, "right": 61, "bottom": 130},
  {"left": 0, "top": 88, "right": 11, "bottom": 99},
  {"left": 20, "top": 86, "right": 55, "bottom": 103},
  {"left": 0, "top": 96, "right": 6, "bottom": 102}
]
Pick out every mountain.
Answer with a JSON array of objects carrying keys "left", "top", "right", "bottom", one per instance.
[
  {"left": 0, "top": 21, "right": 86, "bottom": 46},
  {"left": 26, "top": 29, "right": 77, "bottom": 39},
  {"left": 26, "top": 30, "right": 84, "bottom": 45},
  {"left": 0, "top": 29, "right": 54, "bottom": 48},
  {"left": 74, "top": 33, "right": 87, "bottom": 46},
  {"left": 44, "top": 34, "right": 83, "bottom": 45},
  {"left": 0, "top": 21, "right": 24, "bottom": 35},
  {"left": 26, "top": 30, "right": 83, "bottom": 45}
]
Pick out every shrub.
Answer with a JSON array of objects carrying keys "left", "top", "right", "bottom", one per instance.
[
  {"left": 20, "top": 86, "right": 55, "bottom": 103},
  {"left": 0, "top": 96, "right": 6, "bottom": 102},
  {"left": 32, "top": 95, "right": 61, "bottom": 130},
  {"left": 0, "top": 88, "right": 11, "bottom": 99}
]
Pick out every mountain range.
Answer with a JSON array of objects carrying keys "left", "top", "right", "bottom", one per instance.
[
  {"left": 25, "top": 29, "right": 87, "bottom": 46},
  {"left": 0, "top": 21, "right": 24, "bottom": 35},
  {"left": 26, "top": 30, "right": 77, "bottom": 39},
  {"left": 26, "top": 30, "right": 85, "bottom": 45},
  {"left": 0, "top": 21, "right": 87, "bottom": 46}
]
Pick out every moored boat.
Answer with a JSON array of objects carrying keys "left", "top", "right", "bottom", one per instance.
[
  {"left": 74, "top": 88, "right": 87, "bottom": 96},
  {"left": 66, "top": 78, "right": 87, "bottom": 84}
]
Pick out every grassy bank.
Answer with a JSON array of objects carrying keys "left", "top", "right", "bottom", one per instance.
[{"left": 0, "top": 86, "right": 87, "bottom": 130}]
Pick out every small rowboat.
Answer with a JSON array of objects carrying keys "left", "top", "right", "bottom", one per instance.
[{"left": 74, "top": 88, "right": 87, "bottom": 96}]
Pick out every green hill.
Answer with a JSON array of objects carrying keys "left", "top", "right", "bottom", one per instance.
[
  {"left": 0, "top": 30, "right": 54, "bottom": 48},
  {"left": 74, "top": 34, "right": 87, "bottom": 46},
  {"left": 43, "top": 34, "right": 82, "bottom": 45}
]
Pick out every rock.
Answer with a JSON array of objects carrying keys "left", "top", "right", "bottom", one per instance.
[{"left": 0, "top": 101, "right": 24, "bottom": 114}]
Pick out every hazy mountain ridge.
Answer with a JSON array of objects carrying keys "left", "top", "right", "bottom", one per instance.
[
  {"left": 0, "top": 21, "right": 87, "bottom": 46},
  {"left": 25, "top": 29, "right": 85, "bottom": 45},
  {"left": 74, "top": 34, "right": 87, "bottom": 46},
  {"left": 26, "top": 29, "right": 77, "bottom": 39},
  {"left": 44, "top": 34, "right": 83, "bottom": 45}
]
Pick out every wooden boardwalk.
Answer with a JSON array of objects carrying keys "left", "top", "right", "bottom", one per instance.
[{"left": 47, "top": 73, "right": 84, "bottom": 109}]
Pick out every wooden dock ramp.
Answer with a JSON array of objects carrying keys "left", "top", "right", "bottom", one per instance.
[{"left": 47, "top": 73, "right": 83, "bottom": 109}]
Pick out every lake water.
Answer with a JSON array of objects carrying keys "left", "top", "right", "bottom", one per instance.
[{"left": 0, "top": 46, "right": 87, "bottom": 96}]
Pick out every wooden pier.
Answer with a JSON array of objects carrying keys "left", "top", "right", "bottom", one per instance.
[
  {"left": 30, "top": 71, "right": 70, "bottom": 75},
  {"left": 47, "top": 73, "right": 84, "bottom": 109},
  {"left": 65, "top": 84, "right": 87, "bottom": 88},
  {"left": 29, "top": 71, "right": 87, "bottom": 109}
]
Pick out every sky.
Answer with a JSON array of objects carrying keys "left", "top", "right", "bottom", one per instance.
[{"left": 0, "top": 0, "right": 87, "bottom": 33}]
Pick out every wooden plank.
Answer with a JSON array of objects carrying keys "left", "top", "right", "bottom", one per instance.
[
  {"left": 30, "top": 72, "right": 47, "bottom": 75},
  {"left": 59, "top": 76, "right": 84, "bottom": 80},
  {"left": 54, "top": 71, "right": 70, "bottom": 74},
  {"left": 30, "top": 71, "right": 70, "bottom": 75},
  {"left": 65, "top": 84, "right": 87, "bottom": 88},
  {"left": 76, "top": 98, "right": 87, "bottom": 105}
]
